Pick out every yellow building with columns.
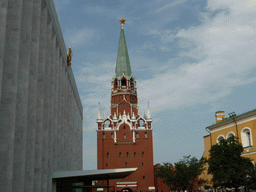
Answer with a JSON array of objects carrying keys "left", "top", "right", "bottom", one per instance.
[{"left": 199, "top": 109, "right": 256, "bottom": 189}]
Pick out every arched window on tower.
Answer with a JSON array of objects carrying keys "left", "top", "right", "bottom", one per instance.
[
  {"left": 104, "top": 120, "right": 110, "bottom": 128},
  {"left": 114, "top": 80, "right": 118, "bottom": 89},
  {"left": 241, "top": 128, "right": 253, "bottom": 148},
  {"left": 139, "top": 119, "right": 145, "bottom": 127},
  {"left": 121, "top": 78, "right": 126, "bottom": 88}
]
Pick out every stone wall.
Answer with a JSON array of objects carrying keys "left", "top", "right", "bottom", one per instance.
[{"left": 0, "top": 0, "right": 83, "bottom": 191}]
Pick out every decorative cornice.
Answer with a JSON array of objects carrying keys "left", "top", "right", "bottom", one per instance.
[{"left": 208, "top": 112, "right": 256, "bottom": 133}]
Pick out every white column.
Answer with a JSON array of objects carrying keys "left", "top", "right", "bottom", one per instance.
[
  {"left": 133, "top": 131, "right": 135, "bottom": 143},
  {"left": 114, "top": 131, "right": 117, "bottom": 143}
]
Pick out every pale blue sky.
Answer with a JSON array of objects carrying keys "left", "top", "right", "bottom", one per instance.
[{"left": 53, "top": 0, "right": 256, "bottom": 170}]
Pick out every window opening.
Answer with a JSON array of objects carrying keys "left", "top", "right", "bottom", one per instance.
[
  {"left": 111, "top": 133, "right": 113, "bottom": 140},
  {"left": 114, "top": 80, "right": 118, "bottom": 88},
  {"left": 134, "top": 152, "right": 136, "bottom": 158},
  {"left": 227, "top": 133, "right": 235, "bottom": 139},
  {"left": 241, "top": 128, "right": 252, "bottom": 147},
  {"left": 104, "top": 120, "right": 110, "bottom": 128},
  {"left": 247, "top": 131, "right": 251, "bottom": 146},
  {"left": 125, "top": 162, "right": 127, "bottom": 167},
  {"left": 143, "top": 176, "right": 145, "bottom": 180},
  {"left": 142, "top": 162, "right": 144, "bottom": 166},
  {"left": 217, "top": 135, "right": 224, "bottom": 144},
  {"left": 130, "top": 80, "right": 133, "bottom": 89},
  {"left": 144, "top": 132, "right": 147, "bottom": 139},
  {"left": 127, "top": 152, "right": 129, "bottom": 158},
  {"left": 142, "top": 152, "right": 144, "bottom": 158},
  {"left": 136, "top": 132, "right": 139, "bottom": 139},
  {"left": 103, "top": 133, "right": 105, "bottom": 140},
  {"left": 139, "top": 119, "right": 144, "bottom": 127},
  {"left": 124, "top": 134, "right": 126, "bottom": 140},
  {"left": 123, "top": 103, "right": 125, "bottom": 107},
  {"left": 107, "top": 152, "right": 109, "bottom": 158},
  {"left": 119, "top": 152, "right": 122, "bottom": 158},
  {"left": 121, "top": 79, "right": 126, "bottom": 87}
]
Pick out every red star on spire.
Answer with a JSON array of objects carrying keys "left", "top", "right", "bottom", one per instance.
[{"left": 119, "top": 17, "right": 126, "bottom": 25}]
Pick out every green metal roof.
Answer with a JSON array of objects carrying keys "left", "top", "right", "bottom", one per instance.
[{"left": 115, "top": 28, "right": 132, "bottom": 80}]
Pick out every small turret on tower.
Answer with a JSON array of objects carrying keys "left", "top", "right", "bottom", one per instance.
[
  {"left": 146, "top": 102, "right": 152, "bottom": 122},
  {"left": 97, "top": 102, "right": 103, "bottom": 123}
]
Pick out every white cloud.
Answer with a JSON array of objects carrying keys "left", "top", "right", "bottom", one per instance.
[
  {"left": 155, "top": 0, "right": 187, "bottom": 12},
  {"left": 76, "top": 62, "right": 115, "bottom": 131},
  {"left": 65, "top": 28, "right": 98, "bottom": 47},
  {"left": 142, "top": 41, "right": 156, "bottom": 50},
  {"left": 143, "top": 29, "right": 175, "bottom": 51},
  {"left": 136, "top": 0, "right": 256, "bottom": 115},
  {"left": 207, "top": 0, "right": 256, "bottom": 12}
]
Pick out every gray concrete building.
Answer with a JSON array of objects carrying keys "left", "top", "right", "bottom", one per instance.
[{"left": 0, "top": 0, "right": 83, "bottom": 191}]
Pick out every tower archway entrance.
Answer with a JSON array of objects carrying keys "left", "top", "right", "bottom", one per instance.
[{"left": 121, "top": 188, "right": 133, "bottom": 192}]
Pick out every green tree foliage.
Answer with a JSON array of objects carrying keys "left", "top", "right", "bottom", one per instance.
[
  {"left": 208, "top": 135, "right": 256, "bottom": 192},
  {"left": 156, "top": 156, "right": 206, "bottom": 191}
]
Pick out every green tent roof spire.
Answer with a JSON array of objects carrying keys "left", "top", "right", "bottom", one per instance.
[{"left": 115, "top": 21, "right": 132, "bottom": 80}]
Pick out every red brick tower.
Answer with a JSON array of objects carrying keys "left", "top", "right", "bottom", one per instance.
[{"left": 96, "top": 19, "right": 155, "bottom": 192}]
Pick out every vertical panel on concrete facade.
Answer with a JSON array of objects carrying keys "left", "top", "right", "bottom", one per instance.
[
  {"left": 64, "top": 67, "right": 68, "bottom": 170},
  {"left": 25, "top": 0, "right": 41, "bottom": 191},
  {"left": 0, "top": 0, "right": 83, "bottom": 191},
  {"left": 57, "top": 52, "right": 63, "bottom": 171},
  {"left": 71, "top": 94, "right": 75, "bottom": 169},
  {"left": 79, "top": 111, "right": 83, "bottom": 170},
  {"left": 61, "top": 58, "right": 65, "bottom": 171},
  {"left": 67, "top": 80, "right": 72, "bottom": 170},
  {"left": 12, "top": 0, "right": 34, "bottom": 191},
  {"left": 0, "top": 0, "right": 8, "bottom": 100},
  {"left": 25, "top": 0, "right": 41, "bottom": 190},
  {"left": 33, "top": 3, "right": 47, "bottom": 192},
  {"left": 0, "top": 0, "right": 23, "bottom": 191},
  {"left": 47, "top": 24, "right": 56, "bottom": 192},
  {"left": 73, "top": 98, "right": 83, "bottom": 170},
  {"left": 53, "top": 39, "right": 60, "bottom": 172},
  {"left": 41, "top": 10, "right": 52, "bottom": 192}
]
